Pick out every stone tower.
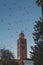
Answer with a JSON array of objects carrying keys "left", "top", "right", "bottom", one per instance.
[{"left": 17, "top": 32, "right": 27, "bottom": 59}]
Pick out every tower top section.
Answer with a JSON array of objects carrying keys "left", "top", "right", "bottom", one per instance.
[{"left": 19, "top": 32, "right": 25, "bottom": 39}]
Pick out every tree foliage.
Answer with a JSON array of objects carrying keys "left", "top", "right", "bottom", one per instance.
[
  {"left": 36, "top": 0, "right": 43, "bottom": 6},
  {"left": 0, "top": 48, "right": 14, "bottom": 60},
  {"left": 30, "top": 19, "right": 43, "bottom": 65},
  {"left": 0, "top": 48, "right": 19, "bottom": 65}
]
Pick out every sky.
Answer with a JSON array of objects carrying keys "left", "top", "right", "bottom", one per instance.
[{"left": 0, "top": 0, "right": 42, "bottom": 58}]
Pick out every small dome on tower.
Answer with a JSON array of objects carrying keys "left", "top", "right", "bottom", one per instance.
[
  {"left": 19, "top": 32, "right": 24, "bottom": 39},
  {"left": 20, "top": 32, "right": 24, "bottom": 36}
]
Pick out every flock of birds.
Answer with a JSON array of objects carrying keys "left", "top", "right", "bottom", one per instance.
[
  {"left": 0, "top": 0, "right": 33, "bottom": 36},
  {"left": 0, "top": 0, "right": 35, "bottom": 54}
]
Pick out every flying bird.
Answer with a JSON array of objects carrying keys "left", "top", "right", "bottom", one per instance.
[
  {"left": 9, "top": 8, "right": 12, "bottom": 10},
  {"left": 8, "top": 23, "right": 11, "bottom": 26},
  {"left": 9, "top": 14, "right": 12, "bottom": 16},
  {"left": 1, "top": 19, "right": 4, "bottom": 23},
  {"left": 3, "top": 3, "right": 6, "bottom": 7},
  {"left": 16, "top": 32, "right": 18, "bottom": 33}
]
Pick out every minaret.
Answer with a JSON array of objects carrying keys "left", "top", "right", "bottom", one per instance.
[{"left": 17, "top": 32, "right": 27, "bottom": 60}]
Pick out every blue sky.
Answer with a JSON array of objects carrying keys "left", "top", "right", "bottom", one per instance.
[{"left": 0, "top": 0, "right": 41, "bottom": 58}]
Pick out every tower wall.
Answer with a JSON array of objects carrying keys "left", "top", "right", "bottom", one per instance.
[{"left": 17, "top": 32, "right": 27, "bottom": 60}]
